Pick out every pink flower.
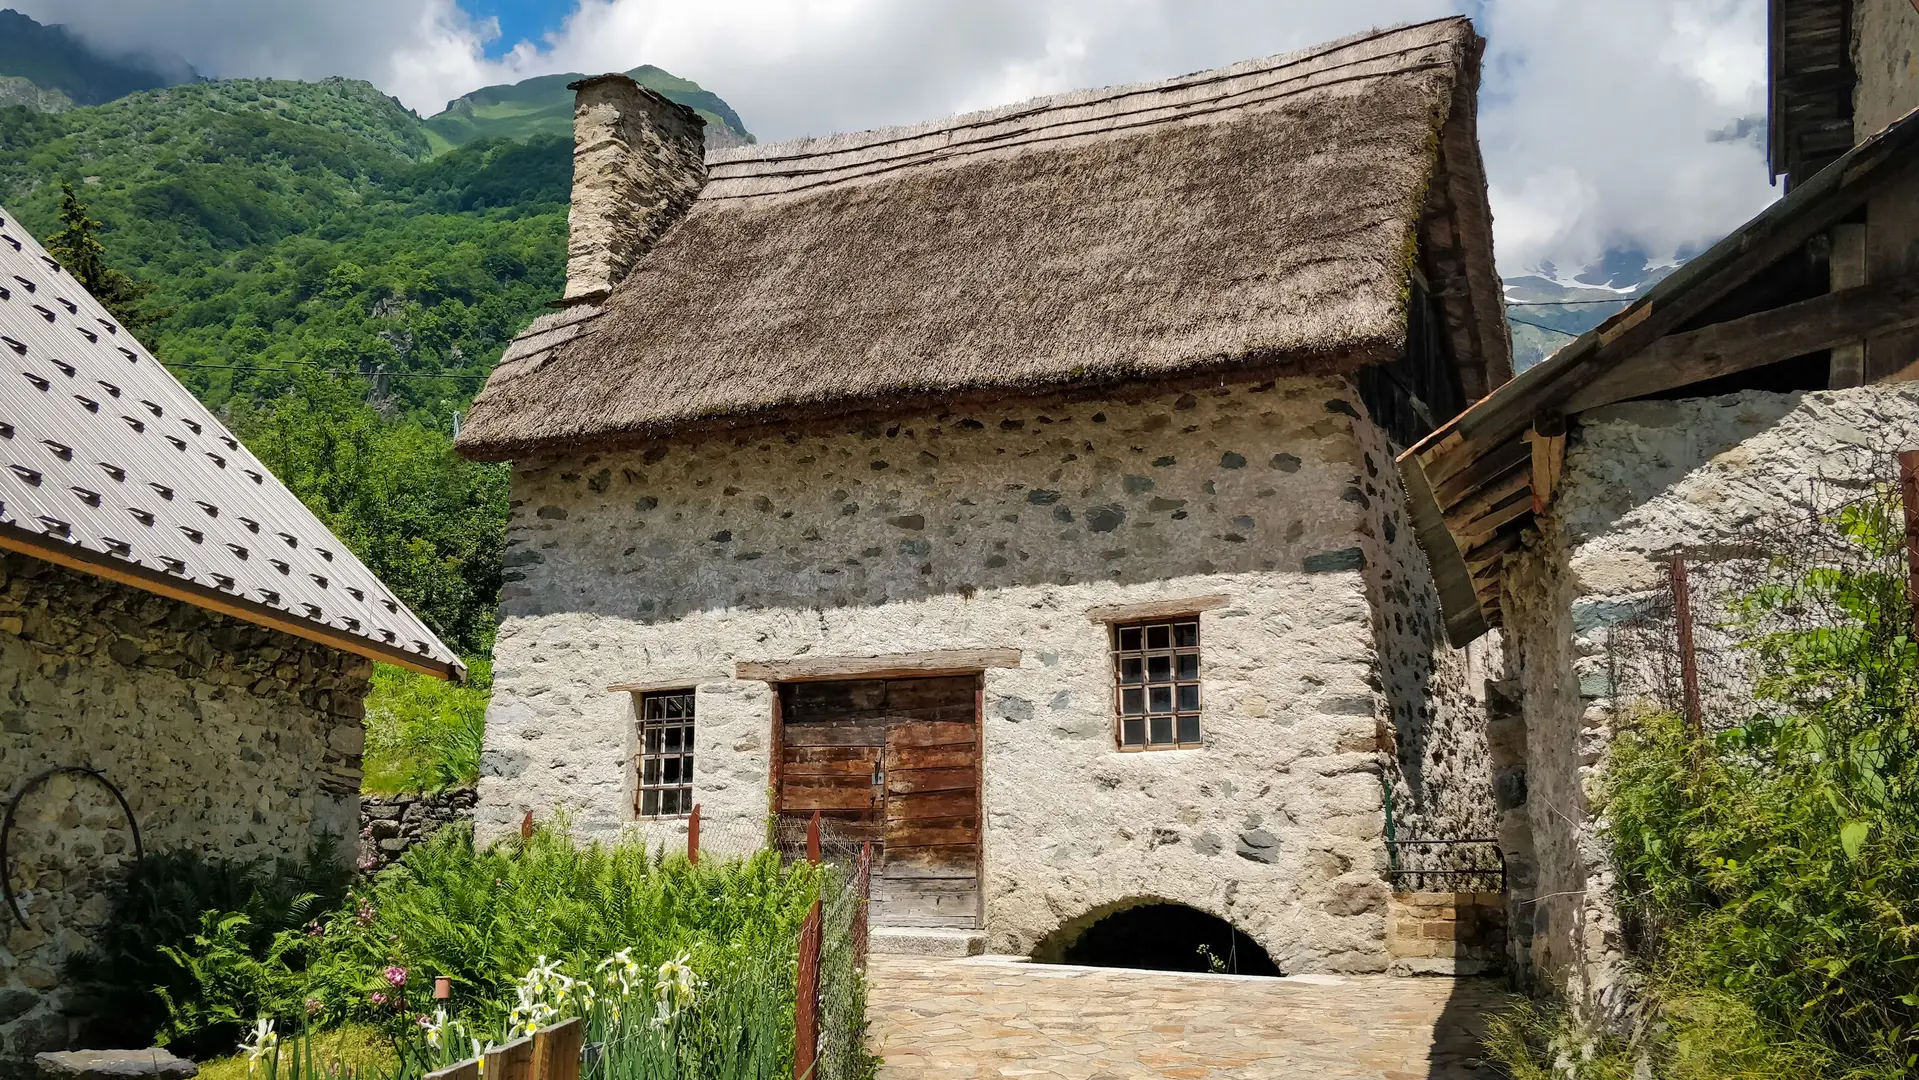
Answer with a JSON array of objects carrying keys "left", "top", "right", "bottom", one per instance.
[
  {"left": 305, "top": 998, "right": 322, "bottom": 1016},
  {"left": 355, "top": 900, "right": 377, "bottom": 926},
  {"left": 370, "top": 991, "right": 387, "bottom": 1006},
  {"left": 383, "top": 966, "right": 408, "bottom": 988},
  {"left": 306, "top": 921, "right": 324, "bottom": 938},
  {"left": 416, "top": 1015, "right": 432, "bottom": 1029}
]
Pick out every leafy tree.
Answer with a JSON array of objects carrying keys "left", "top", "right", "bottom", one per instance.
[{"left": 45, "top": 180, "right": 163, "bottom": 343}]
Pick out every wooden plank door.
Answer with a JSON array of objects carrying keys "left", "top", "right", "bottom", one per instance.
[{"left": 879, "top": 719, "right": 980, "bottom": 928}]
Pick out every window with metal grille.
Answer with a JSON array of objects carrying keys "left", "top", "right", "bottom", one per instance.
[
  {"left": 636, "top": 689, "right": 695, "bottom": 817},
  {"left": 1112, "top": 618, "right": 1201, "bottom": 749}
]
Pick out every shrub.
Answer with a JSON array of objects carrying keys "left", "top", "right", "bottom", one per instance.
[{"left": 64, "top": 841, "right": 350, "bottom": 1058}]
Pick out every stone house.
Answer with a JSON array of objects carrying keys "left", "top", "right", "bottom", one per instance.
[
  {"left": 1398, "top": 0, "right": 1919, "bottom": 1015},
  {"left": 455, "top": 18, "right": 1512, "bottom": 970},
  {"left": 0, "top": 208, "right": 463, "bottom": 1063}
]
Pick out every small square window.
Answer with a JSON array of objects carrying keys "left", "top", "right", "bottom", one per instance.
[
  {"left": 1111, "top": 618, "right": 1202, "bottom": 750},
  {"left": 636, "top": 689, "right": 695, "bottom": 818}
]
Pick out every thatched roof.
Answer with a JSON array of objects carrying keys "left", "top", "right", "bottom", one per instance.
[{"left": 457, "top": 17, "right": 1506, "bottom": 460}]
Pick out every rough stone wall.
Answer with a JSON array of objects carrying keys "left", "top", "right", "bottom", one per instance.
[
  {"left": 1853, "top": 0, "right": 1919, "bottom": 142},
  {"left": 358, "top": 788, "right": 478, "bottom": 872},
  {"left": 0, "top": 552, "right": 370, "bottom": 1065},
  {"left": 1498, "top": 384, "right": 1919, "bottom": 1017},
  {"left": 482, "top": 375, "right": 1468, "bottom": 973},
  {"left": 1350, "top": 418, "right": 1499, "bottom": 851}
]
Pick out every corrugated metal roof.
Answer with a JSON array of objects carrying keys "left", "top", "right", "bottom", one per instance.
[{"left": 0, "top": 205, "right": 464, "bottom": 678}]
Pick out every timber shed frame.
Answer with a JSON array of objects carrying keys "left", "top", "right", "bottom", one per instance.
[{"left": 1400, "top": 107, "right": 1919, "bottom": 646}]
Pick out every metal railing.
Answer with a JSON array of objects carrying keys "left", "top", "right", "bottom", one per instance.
[{"left": 1385, "top": 838, "right": 1505, "bottom": 894}]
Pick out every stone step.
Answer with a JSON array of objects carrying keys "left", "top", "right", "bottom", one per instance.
[{"left": 870, "top": 926, "right": 986, "bottom": 957}]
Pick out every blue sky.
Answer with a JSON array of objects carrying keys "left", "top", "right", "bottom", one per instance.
[{"left": 462, "top": 0, "right": 569, "bottom": 58}]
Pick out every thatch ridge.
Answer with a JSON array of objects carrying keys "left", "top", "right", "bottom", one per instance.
[{"left": 458, "top": 17, "right": 1494, "bottom": 460}]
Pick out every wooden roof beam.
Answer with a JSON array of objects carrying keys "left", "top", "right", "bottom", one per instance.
[{"left": 1564, "top": 270, "right": 1919, "bottom": 412}]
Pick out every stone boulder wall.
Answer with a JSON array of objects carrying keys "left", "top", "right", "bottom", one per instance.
[
  {"left": 0, "top": 551, "right": 369, "bottom": 1068},
  {"left": 358, "top": 788, "right": 478, "bottom": 871}
]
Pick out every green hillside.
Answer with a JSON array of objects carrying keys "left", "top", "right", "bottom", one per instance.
[
  {"left": 0, "top": 78, "right": 577, "bottom": 655},
  {"left": 0, "top": 8, "right": 193, "bottom": 106},
  {"left": 425, "top": 64, "right": 752, "bottom": 152}
]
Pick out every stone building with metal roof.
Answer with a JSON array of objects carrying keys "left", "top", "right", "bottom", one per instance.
[
  {"left": 456, "top": 19, "right": 1512, "bottom": 971},
  {"left": 0, "top": 207, "right": 461, "bottom": 1063}
]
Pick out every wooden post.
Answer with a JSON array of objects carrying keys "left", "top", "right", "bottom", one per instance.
[
  {"left": 1670, "top": 555, "right": 1704, "bottom": 744},
  {"left": 687, "top": 803, "right": 701, "bottom": 865},
  {"left": 1899, "top": 451, "right": 1919, "bottom": 644},
  {"left": 794, "top": 898, "right": 822, "bottom": 1080},
  {"left": 807, "top": 810, "right": 822, "bottom": 865},
  {"left": 483, "top": 1034, "right": 535, "bottom": 1080},
  {"left": 854, "top": 840, "right": 873, "bottom": 969},
  {"left": 529, "top": 1018, "right": 584, "bottom": 1080}
]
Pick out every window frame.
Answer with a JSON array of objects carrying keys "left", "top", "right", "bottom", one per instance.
[
  {"left": 634, "top": 688, "right": 696, "bottom": 818},
  {"left": 1110, "top": 617, "right": 1203, "bottom": 751}
]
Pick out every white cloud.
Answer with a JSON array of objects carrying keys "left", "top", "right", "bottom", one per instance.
[{"left": 16, "top": 0, "right": 1781, "bottom": 276}]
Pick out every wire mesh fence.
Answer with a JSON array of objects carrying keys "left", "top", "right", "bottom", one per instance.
[{"left": 1599, "top": 447, "right": 1919, "bottom": 730}]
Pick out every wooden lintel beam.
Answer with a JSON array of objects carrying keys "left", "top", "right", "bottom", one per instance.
[
  {"left": 737, "top": 648, "right": 1021, "bottom": 683},
  {"left": 1566, "top": 271, "right": 1919, "bottom": 412}
]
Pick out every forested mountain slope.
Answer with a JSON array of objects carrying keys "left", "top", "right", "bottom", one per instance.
[
  {"left": 426, "top": 64, "right": 753, "bottom": 150},
  {"left": 0, "top": 79, "right": 579, "bottom": 656}
]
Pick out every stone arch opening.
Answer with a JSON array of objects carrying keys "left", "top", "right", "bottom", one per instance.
[{"left": 1031, "top": 898, "right": 1281, "bottom": 976}]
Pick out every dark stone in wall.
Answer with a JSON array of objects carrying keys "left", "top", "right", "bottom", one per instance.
[{"left": 1303, "top": 547, "right": 1367, "bottom": 573}]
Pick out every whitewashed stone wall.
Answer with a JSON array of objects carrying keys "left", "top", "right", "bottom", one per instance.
[
  {"left": 0, "top": 553, "right": 369, "bottom": 1064},
  {"left": 1498, "top": 383, "right": 1919, "bottom": 1016},
  {"left": 482, "top": 374, "right": 1489, "bottom": 972}
]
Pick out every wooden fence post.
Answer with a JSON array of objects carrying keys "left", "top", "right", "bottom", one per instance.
[
  {"left": 483, "top": 1034, "right": 535, "bottom": 1080},
  {"left": 854, "top": 840, "right": 872, "bottom": 969},
  {"left": 1899, "top": 450, "right": 1919, "bottom": 644},
  {"left": 529, "top": 1018, "right": 585, "bottom": 1080},
  {"left": 794, "top": 898, "right": 822, "bottom": 1080},
  {"left": 807, "top": 810, "right": 822, "bottom": 865},
  {"left": 687, "top": 803, "right": 701, "bottom": 865},
  {"left": 1670, "top": 554, "right": 1704, "bottom": 745}
]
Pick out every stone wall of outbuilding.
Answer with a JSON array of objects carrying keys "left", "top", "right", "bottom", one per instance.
[
  {"left": 0, "top": 552, "right": 369, "bottom": 1067},
  {"left": 480, "top": 373, "right": 1490, "bottom": 974},
  {"left": 1495, "top": 383, "right": 1919, "bottom": 1017}
]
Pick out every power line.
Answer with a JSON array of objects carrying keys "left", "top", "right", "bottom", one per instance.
[
  {"left": 1509, "top": 317, "right": 1583, "bottom": 339},
  {"left": 1507, "top": 298, "right": 1637, "bottom": 306}
]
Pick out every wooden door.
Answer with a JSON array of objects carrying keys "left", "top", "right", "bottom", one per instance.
[
  {"left": 879, "top": 719, "right": 981, "bottom": 927},
  {"left": 776, "top": 676, "right": 980, "bottom": 928}
]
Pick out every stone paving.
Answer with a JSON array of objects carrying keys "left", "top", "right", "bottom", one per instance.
[{"left": 866, "top": 955, "right": 1503, "bottom": 1079}]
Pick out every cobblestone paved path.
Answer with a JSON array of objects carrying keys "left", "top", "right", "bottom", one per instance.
[{"left": 867, "top": 955, "right": 1502, "bottom": 1079}]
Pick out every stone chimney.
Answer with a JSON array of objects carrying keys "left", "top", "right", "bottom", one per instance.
[{"left": 562, "top": 74, "right": 706, "bottom": 306}]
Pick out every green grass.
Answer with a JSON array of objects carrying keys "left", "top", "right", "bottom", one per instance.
[
  {"left": 194, "top": 1023, "right": 395, "bottom": 1080},
  {"left": 361, "top": 661, "right": 492, "bottom": 795}
]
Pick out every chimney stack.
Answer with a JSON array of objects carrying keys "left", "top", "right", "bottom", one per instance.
[{"left": 563, "top": 74, "right": 706, "bottom": 306}]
